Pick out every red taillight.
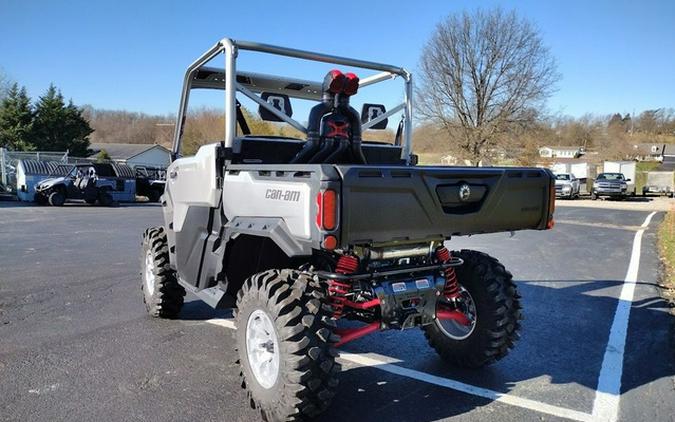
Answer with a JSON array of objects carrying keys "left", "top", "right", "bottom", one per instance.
[
  {"left": 316, "top": 189, "right": 337, "bottom": 231},
  {"left": 322, "top": 235, "right": 337, "bottom": 250}
]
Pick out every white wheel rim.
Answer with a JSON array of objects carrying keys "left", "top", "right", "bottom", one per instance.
[
  {"left": 144, "top": 250, "right": 156, "bottom": 293},
  {"left": 246, "top": 309, "right": 280, "bottom": 389},
  {"left": 436, "top": 286, "right": 478, "bottom": 340}
]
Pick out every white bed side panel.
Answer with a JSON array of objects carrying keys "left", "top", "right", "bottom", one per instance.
[{"left": 222, "top": 172, "right": 312, "bottom": 240}]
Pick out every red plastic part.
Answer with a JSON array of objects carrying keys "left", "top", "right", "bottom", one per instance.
[
  {"left": 436, "top": 246, "right": 461, "bottom": 300},
  {"left": 335, "top": 255, "right": 359, "bottom": 274},
  {"left": 343, "top": 72, "right": 359, "bottom": 96},
  {"left": 327, "top": 69, "right": 346, "bottom": 94},
  {"left": 436, "top": 309, "right": 471, "bottom": 326},
  {"left": 334, "top": 322, "right": 380, "bottom": 347},
  {"left": 343, "top": 298, "right": 380, "bottom": 310}
]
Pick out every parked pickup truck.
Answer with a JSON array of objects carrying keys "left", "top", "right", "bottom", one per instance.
[
  {"left": 554, "top": 173, "right": 580, "bottom": 199},
  {"left": 138, "top": 38, "right": 556, "bottom": 422},
  {"left": 592, "top": 172, "right": 631, "bottom": 200}
]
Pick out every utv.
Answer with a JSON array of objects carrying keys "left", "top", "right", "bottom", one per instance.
[
  {"left": 35, "top": 163, "right": 115, "bottom": 206},
  {"left": 135, "top": 166, "right": 166, "bottom": 202},
  {"left": 140, "top": 39, "right": 555, "bottom": 421}
]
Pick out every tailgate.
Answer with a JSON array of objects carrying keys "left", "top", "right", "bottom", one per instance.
[{"left": 336, "top": 165, "right": 553, "bottom": 245}]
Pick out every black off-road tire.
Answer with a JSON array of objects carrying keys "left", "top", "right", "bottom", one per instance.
[
  {"left": 98, "top": 190, "right": 113, "bottom": 207},
  {"left": 140, "top": 227, "right": 185, "bottom": 318},
  {"left": 234, "top": 269, "right": 340, "bottom": 422},
  {"left": 423, "top": 249, "right": 522, "bottom": 369},
  {"left": 48, "top": 191, "right": 65, "bottom": 206}
]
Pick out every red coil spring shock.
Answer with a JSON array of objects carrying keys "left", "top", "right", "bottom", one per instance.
[
  {"left": 436, "top": 246, "right": 461, "bottom": 300},
  {"left": 328, "top": 255, "right": 359, "bottom": 319}
]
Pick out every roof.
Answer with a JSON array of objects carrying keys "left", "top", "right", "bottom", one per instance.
[
  {"left": 540, "top": 146, "right": 582, "bottom": 151},
  {"left": 660, "top": 155, "right": 675, "bottom": 171},
  {"left": 194, "top": 68, "right": 323, "bottom": 101},
  {"left": 18, "top": 160, "right": 71, "bottom": 176},
  {"left": 89, "top": 143, "right": 170, "bottom": 161},
  {"left": 664, "top": 144, "right": 675, "bottom": 156}
]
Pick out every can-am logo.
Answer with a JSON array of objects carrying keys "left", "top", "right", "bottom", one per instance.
[{"left": 265, "top": 189, "right": 301, "bottom": 202}]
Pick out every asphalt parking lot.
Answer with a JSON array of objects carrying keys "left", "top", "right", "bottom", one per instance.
[{"left": 0, "top": 202, "right": 672, "bottom": 422}]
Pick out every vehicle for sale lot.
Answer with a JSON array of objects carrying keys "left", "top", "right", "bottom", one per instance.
[
  {"left": 642, "top": 171, "right": 674, "bottom": 197},
  {"left": 591, "top": 172, "right": 631, "bottom": 200},
  {"left": 35, "top": 163, "right": 115, "bottom": 206},
  {"left": 554, "top": 173, "right": 580, "bottom": 199},
  {"left": 139, "top": 38, "right": 555, "bottom": 421}
]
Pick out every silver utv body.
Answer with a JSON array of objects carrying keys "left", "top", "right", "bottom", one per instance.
[{"left": 162, "top": 38, "right": 553, "bottom": 306}]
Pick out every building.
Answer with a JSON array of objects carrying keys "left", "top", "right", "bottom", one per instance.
[
  {"left": 539, "top": 146, "right": 584, "bottom": 159},
  {"left": 660, "top": 145, "right": 675, "bottom": 171},
  {"left": 88, "top": 143, "right": 171, "bottom": 169},
  {"left": 633, "top": 143, "right": 675, "bottom": 161}
]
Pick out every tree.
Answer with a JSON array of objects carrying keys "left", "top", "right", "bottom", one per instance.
[
  {"left": 417, "top": 8, "right": 559, "bottom": 165},
  {"left": 31, "top": 84, "right": 92, "bottom": 156},
  {"left": 0, "top": 69, "right": 11, "bottom": 100},
  {"left": 0, "top": 83, "right": 35, "bottom": 151}
]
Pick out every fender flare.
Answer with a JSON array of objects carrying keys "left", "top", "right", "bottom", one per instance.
[{"left": 224, "top": 217, "right": 312, "bottom": 257}]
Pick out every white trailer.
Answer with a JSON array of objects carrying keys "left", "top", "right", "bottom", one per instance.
[
  {"left": 603, "top": 161, "right": 636, "bottom": 195},
  {"left": 551, "top": 161, "right": 596, "bottom": 193},
  {"left": 643, "top": 171, "right": 674, "bottom": 197}
]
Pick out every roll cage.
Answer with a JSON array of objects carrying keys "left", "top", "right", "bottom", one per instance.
[{"left": 172, "top": 38, "right": 413, "bottom": 162}]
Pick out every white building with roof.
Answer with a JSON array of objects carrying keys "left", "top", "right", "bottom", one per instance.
[
  {"left": 538, "top": 146, "right": 584, "bottom": 159},
  {"left": 88, "top": 143, "right": 171, "bottom": 169}
]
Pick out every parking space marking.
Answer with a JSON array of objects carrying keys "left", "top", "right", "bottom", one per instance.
[
  {"left": 206, "top": 318, "right": 594, "bottom": 421},
  {"left": 591, "top": 211, "right": 657, "bottom": 422},
  {"left": 555, "top": 220, "right": 643, "bottom": 232},
  {"left": 340, "top": 352, "right": 595, "bottom": 422},
  {"left": 205, "top": 318, "right": 236, "bottom": 330}
]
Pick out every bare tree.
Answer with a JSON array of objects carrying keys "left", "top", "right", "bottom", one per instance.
[{"left": 417, "top": 8, "right": 559, "bottom": 165}]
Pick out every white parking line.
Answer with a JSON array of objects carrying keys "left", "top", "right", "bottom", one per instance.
[
  {"left": 340, "top": 352, "right": 595, "bottom": 422},
  {"left": 591, "top": 211, "right": 656, "bottom": 422},
  {"left": 206, "top": 318, "right": 593, "bottom": 421}
]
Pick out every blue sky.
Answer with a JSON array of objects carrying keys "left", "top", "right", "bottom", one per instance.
[{"left": 1, "top": 0, "right": 674, "bottom": 120}]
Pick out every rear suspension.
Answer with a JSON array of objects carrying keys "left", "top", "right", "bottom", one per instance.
[
  {"left": 436, "top": 246, "right": 461, "bottom": 300},
  {"left": 327, "top": 255, "right": 359, "bottom": 319}
]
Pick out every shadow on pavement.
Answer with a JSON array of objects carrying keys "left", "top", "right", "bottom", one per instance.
[{"left": 326, "top": 278, "right": 675, "bottom": 419}]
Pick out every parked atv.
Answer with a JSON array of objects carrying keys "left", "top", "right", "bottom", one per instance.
[
  {"left": 35, "top": 163, "right": 115, "bottom": 206},
  {"left": 140, "top": 39, "right": 555, "bottom": 422}
]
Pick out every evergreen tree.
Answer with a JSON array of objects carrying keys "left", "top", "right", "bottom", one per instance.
[
  {"left": 0, "top": 83, "right": 35, "bottom": 151},
  {"left": 31, "top": 84, "right": 92, "bottom": 156}
]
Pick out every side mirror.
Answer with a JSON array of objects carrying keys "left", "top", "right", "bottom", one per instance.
[{"left": 626, "top": 179, "right": 631, "bottom": 182}]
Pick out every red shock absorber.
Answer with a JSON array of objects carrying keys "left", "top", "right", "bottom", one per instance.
[
  {"left": 436, "top": 246, "right": 461, "bottom": 300},
  {"left": 328, "top": 255, "right": 359, "bottom": 319}
]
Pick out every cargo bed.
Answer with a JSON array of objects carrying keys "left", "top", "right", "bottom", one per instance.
[{"left": 336, "top": 165, "right": 554, "bottom": 245}]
